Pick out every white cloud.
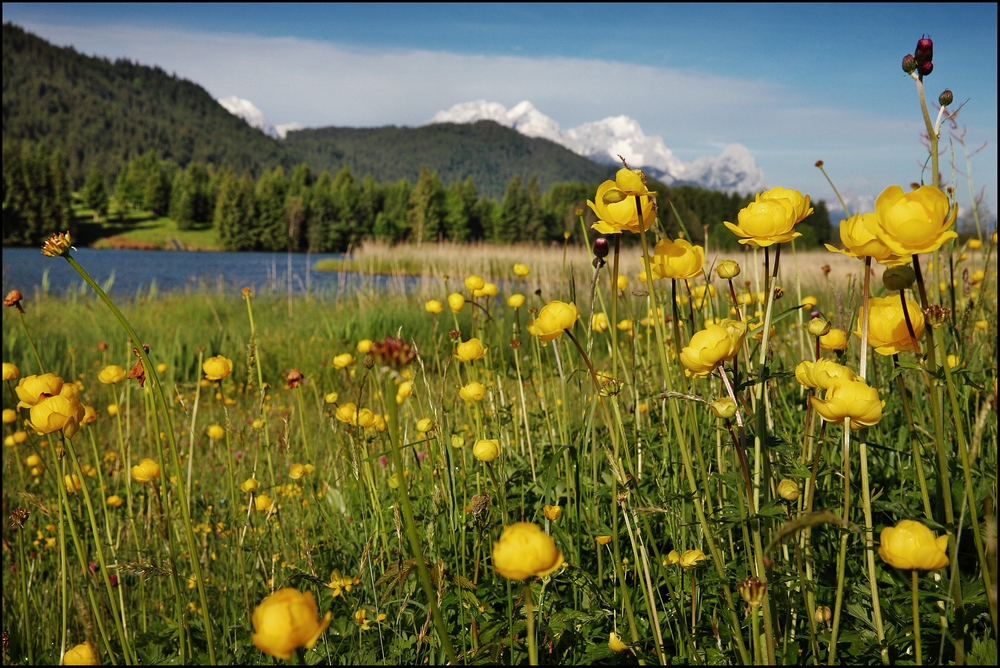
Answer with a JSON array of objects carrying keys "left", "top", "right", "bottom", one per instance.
[{"left": 14, "top": 21, "right": 996, "bottom": 211}]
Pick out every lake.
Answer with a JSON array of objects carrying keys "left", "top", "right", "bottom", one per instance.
[{"left": 1, "top": 247, "right": 424, "bottom": 299}]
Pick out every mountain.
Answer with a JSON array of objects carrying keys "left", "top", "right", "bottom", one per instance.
[
  {"left": 281, "top": 121, "right": 616, "bottom": 199},
  {"left": 428, "top": 100, "right": 767, "bottom": 194},
  {"left": 1, "top": 22, "right": 291, "bottom": 187},
  {"left": 217, "top": 96, "right": 303, "bottom": 139}
]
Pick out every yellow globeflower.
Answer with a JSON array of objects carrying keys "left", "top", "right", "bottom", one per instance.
[
  {"left": 664, "top": 549, "right": 681, "bottom": 565},
  {"left": 424, "top": 299, "right": 444, "bottom": 315},
  {"left": 588, "top": 170, "right": 656, "bottom": 235},
  {"left": 716, "top": 260, "right": 741, "bottom": 279},
  {"left": 649, "top": 237, "right": 705, "bottom": 280},
  {"left": 241, "top": 477, "right": 259, "bottom": 493},
  {"left": 800, "top": 295, "right": 818, "bottom": 310},
  {"left": 824, "top": 212, "right": 910, "bottom": 266},
  {"left": 28, "top": 390, "right": 85, "bottom": 438},
  {"left": 492, "top": 522, "right": 564, "bottom": 580},
  {"left": 131, "top": 458, "right": 161, "bottom": 483},
  {"left": 507, "top": 293, "right": 525, "bottom": 308},
  {"left": 777, "top": 479, "right": 800, "bottom": 502},
  {"left": 819, "top": 328, "right": 848, "bottom": 351},
  {"left": 794, "top": 358, "right": 857, "bottom": 391},
  {"left": 63, "top": 641, "right": 100, "bottom": 665},
  {"left": 596, "top": 535, "right": 613, "bottom": 546},
  {"left": 616, "top": 275, "right": 628, "bottom": 292},
  {"left": 878, "top": 519, "right": 949, "bottom": 570},
  {"left": 533, "top": 301, "right": 578, "bottom": 342},
  {"left": 251, "top": 588, "right": 332, "bottom": 659},
  {"left": 335, "top": 403, "right": 358, "bottom": 424},
  {"left": 513, "top": 263, "right": 530, "bottom": 277},
  {"left": 609, "top": 632, "right": 631, "bottom": 653},
  {"left": 2, "top": 361, "right": 20, "bottom": 381},
  {"left": 967, "top": 238, "right": 982, "bottom": 250},
  {"left": 106, "top": 495, "right": 123, "bottom": 508},
  {"left": 455, "top": 338, "right": 487, "bottom": 362},
  {"left": 946, "top": 354, "right": 960, "bottom": 369},
  {"left": 617, "top": 319, "right": 633, "bottom": 332},
  {"left": 254, "top": 494, "right": 275, "bottom": 512},
  {"left": 591, "top": 312, "right": 609, "bottom": 333},
  {"left": 473, "top": 438, "right": 501, "bottom": 463},
  {"left": 679, "top": 549, "right": 707, "bottom": 569},
  {"left": 758, "top": 186, "right": 813, "bottom": 224},
  {"left": 356, "top": 339, "right": 373, "bottom": 353},
  {"left": 333, "top": 353, "right": 355, "bottom": 369},
  {"left": 2, "top": 408, "right": 16, "bottom": 424},
  {"left": 203, "top": 355, "right": 233, "bottom": 381},
  {"left": 356, "top": 408, "right": 375, "bottom": 428},
  {"left": 206, "top": 424, "right": 225, "bottom": 440},
  {"left": 459, "top": 382, "right": 486, "bottom": 402},
  {"left": 723, "top": 195, "right": 801, "bottom": 247},
  {"left": 874, "top": 185, "right": 957, "bottom": 256},
  {"left": 858, "top": 297, "right": 924, "bottom": 355},
  {"left": 97, "top": 364, "right": 126, "bottom": 384},
  {"left": 679, "top": 319, "right": 747, "bottom": 378},
  {"left": 15, "top": 373, "right": 64, "bottom": 407},
  {"left": 543, "top": 504, "right": 562, "bottom": 521},
  {"left": 324, "top": 391, "right": 339, "bottom": 404},
  {"left": 416, "top": 418, "right": 435, "bottom": 433},
  {"left": 811, "top": 379, "right": 884, "bottom": 429},
  {"left": 447, "top": 293, "right": 465, "bottom": 313},
  {"left": 464, "top": 274, "right": 485, "bottom": 291},
  {"left": 710, "top": 397, "right": 737, "bottom": 419}
]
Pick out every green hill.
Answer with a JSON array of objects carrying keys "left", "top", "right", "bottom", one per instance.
[
  {"left": 283, "top": 122, "right": 615, "bottom": 199},
  {"left": 2, "top": 23, "right": 612, "bottom": 197}
]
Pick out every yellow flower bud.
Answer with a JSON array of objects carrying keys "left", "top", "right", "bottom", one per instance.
[
  {"left": 492, "top": 522, "right": 563, "bottom": 580},
  {"left": 807, "top": 318, "right": 831, "bottom": 337},
  {"left": 251, "top": 588, "right": 331, "bottom": 659},
  {"left": 716, "top": 260, "right": 741, "bottom": 279},
  {"left": 710, "top": 397, "right": 737, "bottom": 419},
  {"left": 206, "top": 424, "right": 225, "bottom": 440},
  {"left": 507, "top": 293, "right": 525, "bottom": 308},
  {"left": 777, "top": 478, "right": 800, "bottom": 502},
  {"left": 513, "top": 263, "right": 530, "bottom": 277},
  {"left": 543, "top": 504, "right": 562, "bottom": 521},
  {"left": 131, "top": 458, "right": 161, "bottom": 483},
  {"left": 473, "top": 438, "right": 501, "bottom": 463},
  {"left": 203, "top": 355, "right": 233, "bottom": 381},
  {"left": 447, "top": 293, "right": 465, "bottom": 312},
  {"left": 424, "top": 299, "right": 444, "bottom": 315},
  {"left": 98, "top": 364, "right": 126, "bottom": 384}
]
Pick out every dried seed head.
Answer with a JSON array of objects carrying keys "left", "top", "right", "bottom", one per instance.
[
  {"left": 938, "top": 89, "right": 953, "bottom": 106},
  {"left": 4, "top": 289, "right": 25, "bottom": 313},
  {"left": 902, "top": 53, "right": 918, "bottom": 74},
  {"left": 370, "top": 336, "right": 416, "bottom": 370},
  {"left": 923, "top": 305, "right": 950, "bottom": 328},
  {"left": 285, "top": 369, "right": 304, "bottom": 389},
  {"left": 739, "top": 577, "right": 767, "bottom": 607}
]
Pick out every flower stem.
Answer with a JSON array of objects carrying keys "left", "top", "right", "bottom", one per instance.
[
  {"left": 828, "top": 417, "right": 852, "bottom": 665},
  {"left": 912, "top": 569, "right": 923, "bottom": 665}
]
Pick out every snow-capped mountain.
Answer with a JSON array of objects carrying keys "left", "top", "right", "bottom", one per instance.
[
  {"left": 217, "top": 96, "right": 302, "bottom": 139},
  {"left": 428, "top": 100, "right": 766, "bottom": 194}
]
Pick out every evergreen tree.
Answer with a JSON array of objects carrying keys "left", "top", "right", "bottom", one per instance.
[
  {"left": 330, "top": 167, "right": 361, "bottom": 252},
  {"left": 543, "top": 182, "right": 592, "bottom": 244},
  {"left": 1, "top": 142, "right": 73, "bottom": 245},
  {"left": 82, "top": 165, "right": 109, "bottom": 221},
  {"left": 497, "top": 174, "right": 527, "bottom": 243},
  {"left": 523, "top": 175, "right": 545, "bottom": 242},
  {"left": 307, "top": 171, "right": 336, "bottom": 252},
  {"left": 408, "top": 166, "right": 445, "bottom": 245},
  {"left": 214, "top": 170, "right": 257, "bottom": 250},
  {"left": 379, "top": 179, "right": 412, "bottom": 243},
  {"left": 358, "top": 175, "right": 382, "bottom": 240},
  {"left": 255, "top": 167, "right": 289, "bottom": 251}
]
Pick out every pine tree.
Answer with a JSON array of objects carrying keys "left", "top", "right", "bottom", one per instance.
[
  {"left": 498, "top": 175, "right": 526, "bottom": 243},
  {"left": 408, "top": 166, "right": 445, "bottom": 245},
  {"left": 255, "top": 167, "right": 289, "bottom": 251},
  {"left": 330, "top": 167, "right": 361, "bottom": 252},
  {"left": 214, "top": 170, "right": 257, "bottom": 250},
  {"left": 82, "top": 165, "right": 109, "bottom": 221},
  {"left": 307, "top": 171, "right": 335, "bottom": 252}
]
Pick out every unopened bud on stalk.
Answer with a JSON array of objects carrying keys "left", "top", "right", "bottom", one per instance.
[
  {"left": 914, "top": 36, "right": 933, "bottom": 65},
  {"left": 593, "top": 237, "right": 609, "bottom": 259},
  {"left": 918, "top": 61, "right": 934, "bottom": 77},
  {"left": 923, "top": 305, "right": 950, "bottom": 328},
  {"left": 814, "top": 606, "right": 832, "bottom": 624},
  {"left": 739, "top": 577, "right": 767, "bottom": 607},
  {"left": 710, "top": 397, "right": 737, "bottom": 420},
  {"left": 716, "top": 260, "right": 741, "bottom": 279},
  {"left": 777, "top": 479, "right": 800, "bottom": 502},
  {"left": 902, "top": 54, "right": 917, "bottom": 74},
  {"left": 938, "top": 89, "right": 953, "bottom": 106},
  {"left": 807, "top": 317, "right": 831, "bottom": 337},
  {"left": 882, "top": 265, "right": 916, "bottom": 291}
]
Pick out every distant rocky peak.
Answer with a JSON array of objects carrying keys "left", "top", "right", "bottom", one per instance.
[{"left": 217, "top": 96, "right": 301, "bottom": 139}]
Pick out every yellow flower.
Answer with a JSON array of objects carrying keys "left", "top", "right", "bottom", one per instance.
[
  {"left": 967, "top": 238, "right": 982, "bottom": 250},
  {"left": 794, "top": 358, "right": 857, "bottom": 391},
  {"left": 533, "top": 301, "right": 578, "bottom": 342},
  {"left": 324, "top": 391, "right": 339, "bottom": 404},
  {"left": 255, "top": 494, "right": 275, "bottom": 512},
  {"left": 616, "top": 275, "right": 628, "bottom": 292},
  {"left": 874, "top": 185, "right": 957, "bottom": 256},
  {"left": 591, "top": 312, "right": 609, "bottom": 333},
  {"left": 464, "top": 274, "right": 485, "bottom": 292},
  {"left": 513, "top": 263, "right": 530, "bottom": 277},
  {"left": 206, "top": 424, "right": 225, "bottom": 440},
  {"left": 106, "top": 495, "right": 123, "bottom": 508},
  {"left": 723, "top": 196, "right": 800, "bottom": 247},
  {"left": 251, "top": 588, "right": 332, "bottom": 659},
  {"left": 649, "top": 237, "right": 705, "bottom": 280},
  {"left": 447, "top": 292, "right": 465, "bottom": 312},
  {"left": 15, "top": 373, "right": 64, "bottom": 407},
  {"left": 588, "top": 171, "right": 656, "bottom": 235},
  {"left": 424, "top": 299, "right": 444, "bottom": 314},
  {"left": 2, "top": 408, "right": 16, "bottom": 424},
  {"left": 946, "top": 354, "right": 960, "bottom": 369},
  {"left": 27, "top": 390, "right": 85, "bottom": 438},
  {"left": 507, "top": 293, "right": 525, "bottom": 308},
  {"left": 395, "top": 381, "right": 412, "bottom": 404},
  {"left": 64, "top": 474, "right": 83, "bottom": 493},
  {"left": 81, "top": 405, "right": 97, "bottom": 425},
  {"left": 459, "top": 382, "right": 486, "bottom": 402},
  {"left": 758, "top": 186, "right": 813, "bottom": 224},
  {"left": 252, "top": 418, "right": 266, "bottom": 430},
  {"left": 203, "top": 356, "right": 233, "bottom": 381},
  {"left": 878, "top": 519, "right": 949, "bottom": 570},
  {"left": 679, "top": 319, "right": 747, "bottom": 378},
  {"left": 289, "top": 463, "right": 306, "bottom": 480},
  {"left": 2, "top": 361, "right": 20, "bottom": 381},
  {"left": 356, "top": 339, "right": 373, "bottom": 353},
  {"left": 819, "top": 328, "right": 848, "bottom": 351},
  {"left": 473, "top": 438, "right": 501, "bottom": 463},
  {"left": 416, "top": 418, "right": 434, "bottom": 433},
  {"left": 679, "top": 549, "right": 707, "bottom": 569},
  {"left": 811, "top": 379, "right": 885, "bottom": 429},
  {"left": 716, "top": 260, "right": 741, "bottom": 279},
  {"left": 492, "top": 521, "right": 564, "bottom": 580},
  {"left": 710, "top": 397, "right": 737, "bottom": 419},
  {"left": 335, "top": 403, "right": 358, "bottom": 424},
  {"left": 155, "top": 362, "right": 168, "bottom": 374},
  {"left": 825, "top": 212, "right": 910, "bottom": 265},
  {"left": 97, "top": 364, "right": 126, "bottom": 384},
  {"left": 617, "top": 319, "right": 633, "bottom": 332},
  {"left": 858, "top": 296, "right": 924, "bottom": 356},
  {"left": 596, "top": 535, "right": 613, "bottom": 546},
  {"left": 970, "top": 269, "right": 985, "bottom": 285},
  {"left": 333, "top": 353, "right": 355, "bottom": 369},
  {"left": 800, "top": 295, "right": 818, "bottom": 309},
  {"left": 356, "top": 408, "right": 375, "bottom": 428},
  {"left": 664, "top": 549, "right": 681, "bottom": 565},
  {"left": 777, "top": 479, "right": 800, "bottom": 502},
  {"left": 131, "top": 458, "right": 161, "bottom": 483},
  {"left": 473, "top": 282, "right": 499, "bottom": 298},
  {"left": 807, "top": 317, "right": 831, "bottom": 337},
  {"left": 240, "top": 477, "right": 259, "bottom": 493},
  {"left": 609, "top": 632, "right": 631, "bottom": 653},
  {"left": 455, "top": 338, "right": 487, "bottom": 362},
  {"left": 543, "top": 504, "right": 562, "bottom": 521},
  {"left": 63, "top": 641, "right": 100, "bottom": 665}
]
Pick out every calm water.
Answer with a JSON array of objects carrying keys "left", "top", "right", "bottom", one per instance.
[{"left": 1, "top": 247, "right": 423, "bottom": 299}]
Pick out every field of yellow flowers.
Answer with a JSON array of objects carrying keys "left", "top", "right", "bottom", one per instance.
[{"left": 2, "top": 37, "right": 998, "bottom": 667}]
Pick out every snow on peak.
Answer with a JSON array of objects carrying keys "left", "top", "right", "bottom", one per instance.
[
  {"left": 427, "top": 101, "right": 765, "bottom": 194},
  {"left": 217, "top": 96, "right": 301, "bottom": 139}
]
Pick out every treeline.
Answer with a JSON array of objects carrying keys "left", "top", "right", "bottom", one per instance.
[{"left": 2, "top": 141, "right": 73, "bottom": 246}]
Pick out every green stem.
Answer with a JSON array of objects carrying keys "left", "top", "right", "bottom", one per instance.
[
  {"left": 913, "top": 570, "right": 923, "bottom": 665},
  {"left": 525, "top": 584, "right": 538, "bottom": 666},
  {"left": 827, "top": 418, "right": 851, "bottom": 665}
]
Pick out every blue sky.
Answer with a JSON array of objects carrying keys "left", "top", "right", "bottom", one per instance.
[{"left": 4, "top": 3, "right": 997, "bottom": 217}]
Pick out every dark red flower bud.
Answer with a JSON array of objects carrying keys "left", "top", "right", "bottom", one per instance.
[
  {"left": 902, "top": 54, "right": 917, "bottom": 74},
  {"left": 938, "top": 89, "right": 953, "bottom": 106},
  {"left": 914, "top": 36, "right": 933, "bottom": 65},
  {"left": 918, "top": 60, "right": 934, "bottom": 77},
  {"left": 593, "top": 237, "right": 609, "bottom": 259}
]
